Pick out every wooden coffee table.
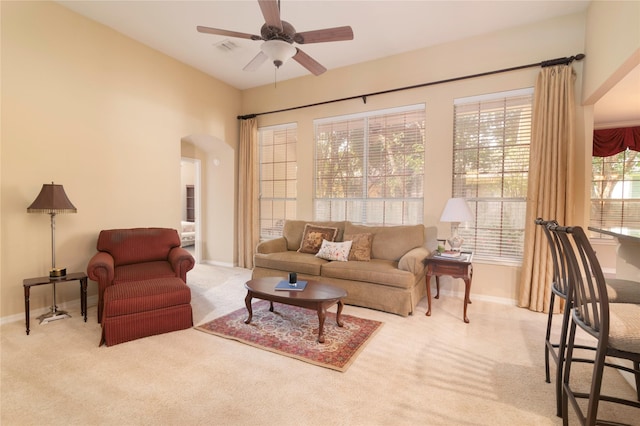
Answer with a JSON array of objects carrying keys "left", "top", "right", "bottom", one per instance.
[{"left": 244, "top": 277, "right": 348, "bottom": 343}]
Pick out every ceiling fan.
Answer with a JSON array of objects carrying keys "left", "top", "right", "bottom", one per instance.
[{"left": 196, "top": 0, "right": 354, "bottom": 76}]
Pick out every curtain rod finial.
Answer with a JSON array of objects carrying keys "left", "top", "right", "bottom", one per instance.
[{"left": 237, "top": 114, "right": 257, "bottom": 120}]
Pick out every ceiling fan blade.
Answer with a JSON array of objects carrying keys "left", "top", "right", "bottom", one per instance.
[
  {"left": 243, "top": 51, "right": 268, "bottom": 72},
  {"left": 294, "top": 26, "right": 354, "bottom": 44},
  {"left": 293, "top": 48, "right": 327, "bottom": 76},
  {"left": 258, "top": 0, "right": 282, "bottom": 30},
  {"left": 197, "top": 26, "right": 261, "bottom": 41}
]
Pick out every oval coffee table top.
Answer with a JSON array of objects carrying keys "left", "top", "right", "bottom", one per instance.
[{"left": 245, "top": 277, "right": 347, "bottom": 302}]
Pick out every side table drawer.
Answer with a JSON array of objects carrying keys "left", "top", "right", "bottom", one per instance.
[{"left": 429, "top": 262, "right": 469, "bottom": 277}]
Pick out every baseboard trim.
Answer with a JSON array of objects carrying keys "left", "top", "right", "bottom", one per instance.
[
  {"left": 201, "top": 259, "right": 235, "bottom": 268},
  {"left": 0, "top": 295, "right": 99, "bottom": 326},
  {"left": 432, "top": 289, "right": 517, "bottom": 306}
]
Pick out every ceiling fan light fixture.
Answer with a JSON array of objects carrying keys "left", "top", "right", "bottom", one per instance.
[{"left": 260, "top": 40, "right": 296, "bottom": 68}]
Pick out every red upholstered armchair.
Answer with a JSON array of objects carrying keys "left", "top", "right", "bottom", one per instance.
[{"left": 87, "top": 228, "right": 195, "bottom": 322}]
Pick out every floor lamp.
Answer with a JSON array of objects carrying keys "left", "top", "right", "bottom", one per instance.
[{"left": 27, "top": 182, "right": 77, "bottom": 323}]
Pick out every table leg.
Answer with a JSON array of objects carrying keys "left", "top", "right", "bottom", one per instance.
[
  {"left": 24, "top": 286, "right": 30, "bottom": 335},
  {"left": 425, "top": 273, "right": 432, "bottom": 317},
  {"left": 335, "top": 301, "right": 344, "bottom": 327},
  {"left": 317, "top": 304, "right": 327, "bottom": 343},
  {"left": 244, "top": 292, "right": 253, "bottom": 324},
  {"left": 80, "top": 278, "right": 88, "bottom": 322},
  {"left": 463, "top": 278, "right": 471, "bottom": 323},
  {"left": 435, "top": 276, "right": 441, "bottom": 299}
]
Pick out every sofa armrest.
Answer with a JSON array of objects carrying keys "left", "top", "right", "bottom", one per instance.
[
  {"left": 255, "top": 237, "right": 287, "bottom": 254},
  {"left": 398, "top": 246, "right": 430, "bottom": 275},
  {"left": 168, "top": 247, "right": 195, "bottom": 282},
  {"left": 87, "top": 251, "right": 115, "bottom": 284}
]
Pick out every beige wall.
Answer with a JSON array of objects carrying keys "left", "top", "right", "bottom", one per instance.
[
  {"left": 241, "top": 12, "right": 587, "bottom": 302},
  {"left": 2, "top": 1, "right": 637, "bottom": 321},
  {"left": 582, "top": 0, "right": 640, "bottom": 105},
  {"left": 1, "top": 1, "right": 240, "bottom": 319}
]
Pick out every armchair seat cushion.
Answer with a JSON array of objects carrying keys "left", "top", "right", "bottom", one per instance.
[{"left": 113, "top": 261, "right": 176, "bottom": 284}]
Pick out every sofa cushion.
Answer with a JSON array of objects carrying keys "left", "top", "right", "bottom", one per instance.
[
  {"left": 316, "top": 239, "right": 352, "bottom": 262},
  {"left": 344, "top": 223, "right": 424, "bottom": 261},
  {"left": 297, "top": 224, "right": 338, "bottom": 254},
  {"left": 344, "top": 233, "right": 373, "bottom": 261},
  {"left": 321, "top": 259, "right": 416, "bottom": 290},
  {"left": 254, "top": 251, "right": 328, "bottom": 275},
  {"left": 283, "top": 220, "right": 347, "bottom": 251}
]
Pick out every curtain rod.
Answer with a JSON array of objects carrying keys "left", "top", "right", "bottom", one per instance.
[{"left": 237, "top": 53, "right": 585, "bottom": 120}]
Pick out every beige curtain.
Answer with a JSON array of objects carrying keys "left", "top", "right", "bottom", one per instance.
[
  {"left": 237, "top": 117, "right": 259, "bottom": 269},
  {"left": 518, "top": 65, "right": 576, "bottom": 312}
]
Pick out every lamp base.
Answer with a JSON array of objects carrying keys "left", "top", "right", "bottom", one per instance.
[
  {"left": 447, "top": 235, "right": 464, "bottom": 251},
  {"left": 49, "top": 268, "right": 66, "bottom": 278},
  {"left": 38, "top": 309, "right": 71, "bottom": 324}
]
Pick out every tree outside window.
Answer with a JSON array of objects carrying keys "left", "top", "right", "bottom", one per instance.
[
  {"left": 453, "top": 90, "right": 533, "bottom": 262},
  {"left": 591, "top": 148, "right": 640, "bottom": 232},
  {"left": 314, "top": 105, "right": 425, "bottom": 225}
]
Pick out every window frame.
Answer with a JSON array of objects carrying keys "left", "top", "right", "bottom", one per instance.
[
  {"left": 313, "top": 104, "right": 426, "bottom": 225},
  {"left": 258, "top": 122, "right": 297, "bottom": 240},
  {"left": 590, "top": 147, "right": 640, "bottom": 237},
  {"left": 452, "top": 88, "right": 534, "bottom": 264}
]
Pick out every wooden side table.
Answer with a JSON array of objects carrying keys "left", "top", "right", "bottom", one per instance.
[
  {"left": 424, "top": 252, "right": 474, "bottom": 323},
  {"left": 23, "top": 272, "right": 88, "bottom": 335}
]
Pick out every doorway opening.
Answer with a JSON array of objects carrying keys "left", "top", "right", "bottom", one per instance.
[{"left": 181, "top": 157, "right": 201, "bottom": 263}]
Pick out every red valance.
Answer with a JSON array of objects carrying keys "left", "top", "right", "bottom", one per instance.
[{"left": 593, "top": 126, "right": 640, "bottom": 157}]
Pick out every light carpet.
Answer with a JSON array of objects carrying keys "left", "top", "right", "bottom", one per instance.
[
  {"left": 195, "top": 300, "right": 383, "bottom": 372},
  {"left": 2, "top": 263, "right": 639, "bottom": 425}
]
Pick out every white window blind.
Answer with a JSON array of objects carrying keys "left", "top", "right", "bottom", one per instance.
[
  {"left": 453, "top": 90, "right": 533, "bottom": 262},
  {"left": 591, "top": 148, "right": 640, "bottom": 233},
  {"left": 314, "top": 105, "right": 425, "bottom": 225},
  {"left": 259, "top": 123, "right": 297, "bottom": 239}
]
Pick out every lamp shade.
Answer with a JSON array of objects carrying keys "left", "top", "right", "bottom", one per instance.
[
  {"left": 260, "top": 40, "right": 297, "bottom": 68},
  {"left": 440, "top": 197, "right": 473, "bottom": 223},
  {"left": 27, "top": 183, "right": 77, "bottom": 214}
]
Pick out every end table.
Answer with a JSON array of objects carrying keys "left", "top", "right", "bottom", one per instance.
[
  {"left": 23, "top": 272, "right": 88, "bottom": 335},
  {"left": 424, "top": 251, "right": 474, "bottom": 323}
]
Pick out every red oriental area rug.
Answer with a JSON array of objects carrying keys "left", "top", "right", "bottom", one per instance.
[{"left": 195, "top": 300, "right": 383, "bottom": 372}]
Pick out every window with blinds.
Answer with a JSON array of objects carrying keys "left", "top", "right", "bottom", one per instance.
[
  {"left": 591, "top": 148, "right": 640, "bottom": 233},
  {"left": 314, "top": 104, "right": 425, "bottom": 225},
  {"left": 453, "top": 89, "right": 533, "bottom": 262},
  {"left": 259, "top": 123, "right": 297, "bottom": 239}
]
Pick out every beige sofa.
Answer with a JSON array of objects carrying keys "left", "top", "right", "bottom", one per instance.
[{"left": 252, "top": 220, "right": 437, "bottom": 316}]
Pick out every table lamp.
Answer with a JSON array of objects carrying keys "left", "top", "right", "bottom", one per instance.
[
  {"left": 440, "top": 197, "right": 473, "bottom": 251},
  {"left": 27, "top": 182, "right": 77, "bottom": 323}
]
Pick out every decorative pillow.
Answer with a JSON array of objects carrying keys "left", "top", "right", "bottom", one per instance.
[
  {"left": 297, "top": 224, "right": 338, "bottom": 254},
  {"left": 315, "top": 239, "right": 353, "bottom": 262},
  {"left": 344, "top": 233, "right": 373, "bottom": 261}
]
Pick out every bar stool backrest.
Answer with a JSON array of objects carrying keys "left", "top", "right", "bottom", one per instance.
[
  {"left": 537, "top": 218, "right": 571, "bottom": 299},
  {"left": 553, "top": 225, "right": 608, "bottom": 342}
]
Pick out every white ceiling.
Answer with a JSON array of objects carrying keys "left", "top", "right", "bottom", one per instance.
[{"left": 57, "top": 0, "right": 638, "bottom": 126}]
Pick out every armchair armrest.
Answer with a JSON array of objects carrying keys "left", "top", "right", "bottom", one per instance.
[
  {"left": 255, "top": 237, "right": 287, "bottom": 254},
  {"left": 168, "top": 247, "right": 195, "bottom": 282},
  {"left": 87, "top": 251, "right": 115, "bottom": 284},
  {"left": 399, "top": 246, "right": 430, "bottom": 275}
]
